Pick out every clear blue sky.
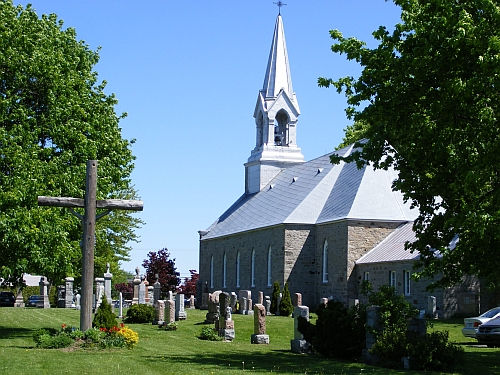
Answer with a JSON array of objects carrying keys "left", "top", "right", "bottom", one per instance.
[{"left": 16, "top": 1, "right": 402, "bottom": 279}]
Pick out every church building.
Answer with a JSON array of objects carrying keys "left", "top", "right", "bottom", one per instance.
[{"left": 198, "top": 14, "right": 482, "bottom": 318}]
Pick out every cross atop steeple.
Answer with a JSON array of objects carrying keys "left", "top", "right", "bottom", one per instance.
[{"left": 273, "top": 1, "right": 287, "bottom": 15}]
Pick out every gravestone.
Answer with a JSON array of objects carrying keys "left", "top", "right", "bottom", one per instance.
[
  {"left": 38, "top": 276, "right": 50, "bottom": 308},
  {"left": 118, "top": 292, "right": 123, "bottom": 318},
  {"left": 103, "top": 264, "right": 113, "bottom": 307},
  {"left": 57, "top": 285, "right": 66, "bottom": 308},
  {"left": 247, "top": 299, "right": 254, "bottom": 315},
  {"left": 251, "top": 304, "right": 269, "bottom": 344},
  {"left": 94, "top": 277, "right": 105, "bottom": 310},
  {"left": 175, "top": 293, "right": 187, "bottom": 320},
  {"left": 143, "top": 276, "right": 150, "bottom": 304},
  {"left": 293, "top": 293, "right": 302, "bottom": 307},
  {"left": 427, "top": 296, "right": 437, "bottom": 319},
  {"left": 166, "top": 300, "right": 175, "bottom": 324},
  {"left": 320, "top": 297, "right": 328, "bottom": 306},
  {"left": 132, "top": 270, "right": 141, "bottom": 305},
  {"left": 14, "top": 291, "right": 25, "bottom": 308},
  {"left": 154, "top": 300, "right": 165, "bottom": 325},
  {"left": 258, "top": 291, "right": 264, "bottom": 305},
  {"left": 205, "top": 291, "right": 221, "bottom": 323},
  {"left": 138, "top": 279, "right": 146, "bottom": 304},
  {"left": 189, "top": 295, "right": 195, "bottom": 309},
  {"left": 348, "top": 299, "right": 359, "bottom": 308},
  {"left": 219, "top": 292, "right": 235, "bottom": 341},
  {"left": 153, "top": 278, "right": 161, "bottom": 306},
  {"left": 65, "top": 277, "right": 74, "bottom": 308},
  {"left": 239, "top": 290, "right": 251, "bottom": 314},
  {"left": 168, "top": 290, "right": 174, "bottom": 301},
  {"left": 75, "top": 293, "right": 81, "bottom": 310},
  {"left": 362, "top": 305, "right": 381, "bottom": 365},
  {"left": 291, "top": 305, "right": 311, "bottom": 353},
  {"left": 230, "top": 292, "right": 237, "bottom": 311},
  {"left": 147, "top": 286, "right": 154, "bottom": 305},
  {"left": 265, "top": 295, "right": 271, "bottom": 315}
]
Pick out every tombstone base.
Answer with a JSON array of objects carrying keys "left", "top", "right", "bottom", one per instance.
[
  {"left": 402, "top": 356, "right": 411, "bottom": 370},
  {"left": 175, "top": 312, "right": 187, "bottom": 321},
  {"left": 205, "top": 312, "right": 218, "bottom": 324},
  {"left": 221, "top": 329, "right": 235, "bottom": 341},
  {"left": 245, "top": 310, "right": 254, "bottom": 316},
  {"left": 153, "top": 320, "right": 164, "bottom": 326},
  {"left": 290, "top": 339, "right": 311, "bottom": 354},
  {"left": 251, "top": 334, "right": 269, "bottom": 344},
  {"left": 15, "top": 293, "right": 25, "bottom": 308}
]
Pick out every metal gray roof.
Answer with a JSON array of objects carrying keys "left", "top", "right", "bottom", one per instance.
[
  {"left": 201, "top": 145, "right": 418, "bottom": 240},
  {"left": 356, "top": 222, "right": 420, "bottom": 263}
]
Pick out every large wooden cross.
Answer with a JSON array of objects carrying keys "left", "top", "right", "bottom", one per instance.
[{"left": 38, "top": 160, "right": 143, "bottom": 331}]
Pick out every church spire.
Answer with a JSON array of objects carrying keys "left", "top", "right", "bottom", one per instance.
[
  {"left": 245, "top": 14, "right": 304, "bottom": 195},
  {"left": 262, "top": 14, "right": 294, "bottom": 101}
]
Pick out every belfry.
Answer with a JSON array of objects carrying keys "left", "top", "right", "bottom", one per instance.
[{"left": 245, "top": 14, "right": 304, "bottom": 194}]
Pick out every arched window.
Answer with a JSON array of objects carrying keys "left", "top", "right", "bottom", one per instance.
[
  {"left": 236, "top": 251, "right": 240, "bottom": 288},
  {"left": 322, "top": 239, "right": 329, "bottom": 283},
  {"left": 267, "top": 246, "right": 272, "bottom": 286},
  {"left": 251, "top": 248, "right": 256, "bottom": 287},
  {"left": 274, "top": 110, "right": 289, "bottom": 146},
  {"left": 256, "top": 112, "right": 264, "bottom": 147},
  {"left": 210, "top": 255, "right": 214, "bottom": 288},
  {"left": 222, "top": 253, "right": 227, "bottom": 288}
]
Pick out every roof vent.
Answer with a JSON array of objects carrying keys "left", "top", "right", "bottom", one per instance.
[
  {"left": 292, "top": 176, "right": 298, "bottom": 182},
  {"left": 269, "top": 184, "right": 274, "bottom": 190},
  {"left": 317, "top": 168, "right": 323, "bottom": 174}
]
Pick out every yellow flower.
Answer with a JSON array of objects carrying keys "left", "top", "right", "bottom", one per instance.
[{"left": 116, "top": 326, "right": 139, "bottom": 349}]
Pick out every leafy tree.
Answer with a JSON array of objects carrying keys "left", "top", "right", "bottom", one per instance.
[
  {"left": 320, "top": 0, "right": 500, "bottom": 290},
  {"left": 279, "top": 282, "right": 293, "bottom": 317},
  {"left": 0, "top": 1, "right": 142, "bottom": 287},
  {"left": 114, "top": 282, "right": 133, "bottom": 300},
  {"left": 270, "top": 281, "right": 280, "bottom": 315},
  {"left": 335, "top": 120, "right": 370, "bottom": 150},
  {"left": 142, "top": 248, "right": 180, "bottom": 298},
  {"left": 178, "top": 269, "right": 199, "bottom": 297}
]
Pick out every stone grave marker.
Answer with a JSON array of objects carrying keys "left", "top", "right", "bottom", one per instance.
[
  {"left": 38, "top": 276, "right": 50, "bottom": 308},
  {"left": 238, "top": 290, "right": 251, "bottom": 314},
  {"left": 175, "top": 293, "right": 187, "bottom": 320},
  {"left": 293, "top": 293, "right": 302, "bottom": 307},
  {"left": 251, "top": 304, "right": 269, "bottom": 344},
  {"left": 94, "top": 277, "right": 105, "bottom": 310},
  {"left": 291, "top": 305, "right": 311, "bottom": 353},
  {"left": 166, "top": 299, "right": 175, "bottom": 324},
  {"left": 154, "top": 300, "right": 165, "bottom": 325},
  {"left": 65, "top": 277, "right": 74, "bottom": 308}
]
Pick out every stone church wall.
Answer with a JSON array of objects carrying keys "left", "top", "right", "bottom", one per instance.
[
  {"left": 315, "top": 220, "right": 400, "bottom": 307},
  {"left": 199, "top": 226, "right": 285, "bottom": 297},
  {"left": 355, "top": 261, "right": 482, "bottom": 318}
]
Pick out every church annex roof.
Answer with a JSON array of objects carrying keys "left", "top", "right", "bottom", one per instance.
[{"left": 201, "top": 145, "right": 418, "bottom": 240}]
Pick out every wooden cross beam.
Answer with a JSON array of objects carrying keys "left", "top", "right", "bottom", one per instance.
[{"left": 38, "top": 160, "right": 143, "bottom": 331}]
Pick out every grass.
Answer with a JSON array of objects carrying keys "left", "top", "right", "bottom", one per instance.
[{"left": 0, "top": 307, "right": 499, "bottom": 375}]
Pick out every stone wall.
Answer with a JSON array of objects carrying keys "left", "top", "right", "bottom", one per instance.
[{"left": 355, "top": 261, "right": 482, "bottom": 318}]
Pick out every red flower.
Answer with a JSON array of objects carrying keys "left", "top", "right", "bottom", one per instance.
[
  {"left": 61, "top": 324, "right": 66, "bottom": 329},
  {"left": 120, "top": 323, "right": 124, "bottom": 327}
]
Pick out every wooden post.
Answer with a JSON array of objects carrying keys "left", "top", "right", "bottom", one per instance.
[
  {"left": 81, "top": 160, "right": 97, "bottom": 331},
  {"left": 37, "top": 160, "right": 143, "bottom": 332}
]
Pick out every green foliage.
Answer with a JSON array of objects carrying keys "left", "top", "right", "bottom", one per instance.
[
  {"left": 198, "top": 327, "right": 221, "bottom": 341},
  {"left": 278, "top": 282, "right": 293, "bottom": 317},
  {"left": 33, "top": 328, "right": 57, "bottom": 345},
  {"left": 0, "top": 0, "right": 142, "bottom": 287},
  {"left": 322, "top": 0, "right": 500, "bottom": 290},
  {"left": 83, "top": 327, "right": 107, "bottom": 344},
  {"left": 125, "top": 303, "right": 155, "bottom": 324},
  {"left": 298, "top": 300, "right": 366, "bottom": 359},
  {"left": 270, "top": 281, "right": 280, "bottom": 315},
  {"left": 36, "top": 333, "right": 74, "bottom": 349},
  {"left": 335, "top": 120, "right": 369, "bottom": 150},
  {"left": 161, "top": 322, "right": 178, "bottom": 331},
  {"left": 92, "top": 296, "right": 118, "bottom": 330},
  {"left": 407, "top": 330, "right": 465, "bottom": 371}
]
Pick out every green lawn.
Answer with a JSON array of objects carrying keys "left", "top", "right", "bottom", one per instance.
[{"left": 0, "top": 307, "right": 499, "bottom": 375}]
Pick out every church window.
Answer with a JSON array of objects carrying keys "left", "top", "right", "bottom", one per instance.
[
  {"left": 267, "top": 246, "right": 272, "bottom": 286},
  {"left": 363, "top": 271, "right": 370, "bottom": 281},
  {"left": 404, "top": 270, "right": 411, "bottom": 296},
  {"left": 236, "top": 251, "right": 240, "bottom": 288},
  {"left": 389, "top": 271, "right": 396, "bottom": 287},
  {"left": 251, "top": 249, "right": 256, "bottom": 287},
  {"left": 274, "top": 110, "right": 289, "bottom": 146},
  {"left": 210, "top": 255, "right": 214, "bottom": 289},
  {"left": 223, "top": 253, "right": 227, "bottom": 288},
  {"left": 256, "top": 112, "right": 264, "bottom": 147},
  {"left": 322, "top": 240, "right": 328, "bottom": 283}
]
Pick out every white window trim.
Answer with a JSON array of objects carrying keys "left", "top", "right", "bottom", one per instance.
[
  {"left": 363, "top": 271, "right": 370, "bottom": 281},
  {"left": 210, "top": 255, "right": 214, "bottom": 288},
  {"left": 222, "top": 253, "right": 227, "bottom": 288},
  {"left": 251, "top": 249, "right": 256, "bottom": 287},
  {"left": 267, "top": 246, "right": 272, "bottom": 286},
  {"left": 236, "top": 251, "right": 240, "bottom": 288},
  {"left": 404, "top": 270, "right": 411, "bottom": 296},
  {"left": 390, "top": 270, "right": 396, "bottom": 288},
  {"left": 322, "top": 239, "right": 329, "bottom": 283}
]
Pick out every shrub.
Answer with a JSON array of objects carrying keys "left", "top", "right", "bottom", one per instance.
[
  {"left": 33, "top": 328, "right": 58, "bottom": 345},
  {"left": 125, "top": 303, "right": 155, "bottom": 323},
  {"left": 115, "top": 326, "right": 139, "bottom": 349},
  {"left": 83, "top": 327, "right": 107, "bottom": 344},
  {"left": 93, "top": 296, "right": 118, "bottom": 330},
  {"left": 161, "top": 322, "right": 178, "bottom": 331},
  {"left": 407, "top": 330, "right": 465, "bottom": 371},
  {"left": 37, "top": 333, "right": 74, "bottom": 349},
  {"left": 279, "top": 282, "right": 293, "bottom": 317},
  {"left": 270, "top": 281, "right": 280, "bottom": 315},
  {"left": 198, "top": 327, "right": 221, "bottom": 341}
]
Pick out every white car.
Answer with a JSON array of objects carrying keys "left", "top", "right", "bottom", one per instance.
[{"left": 462, "top": 307, "right": 500, "bottom": 338}]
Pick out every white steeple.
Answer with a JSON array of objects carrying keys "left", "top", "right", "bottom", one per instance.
[{"left": 245, "top": 14, "right": 304, "bottom": 195}]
